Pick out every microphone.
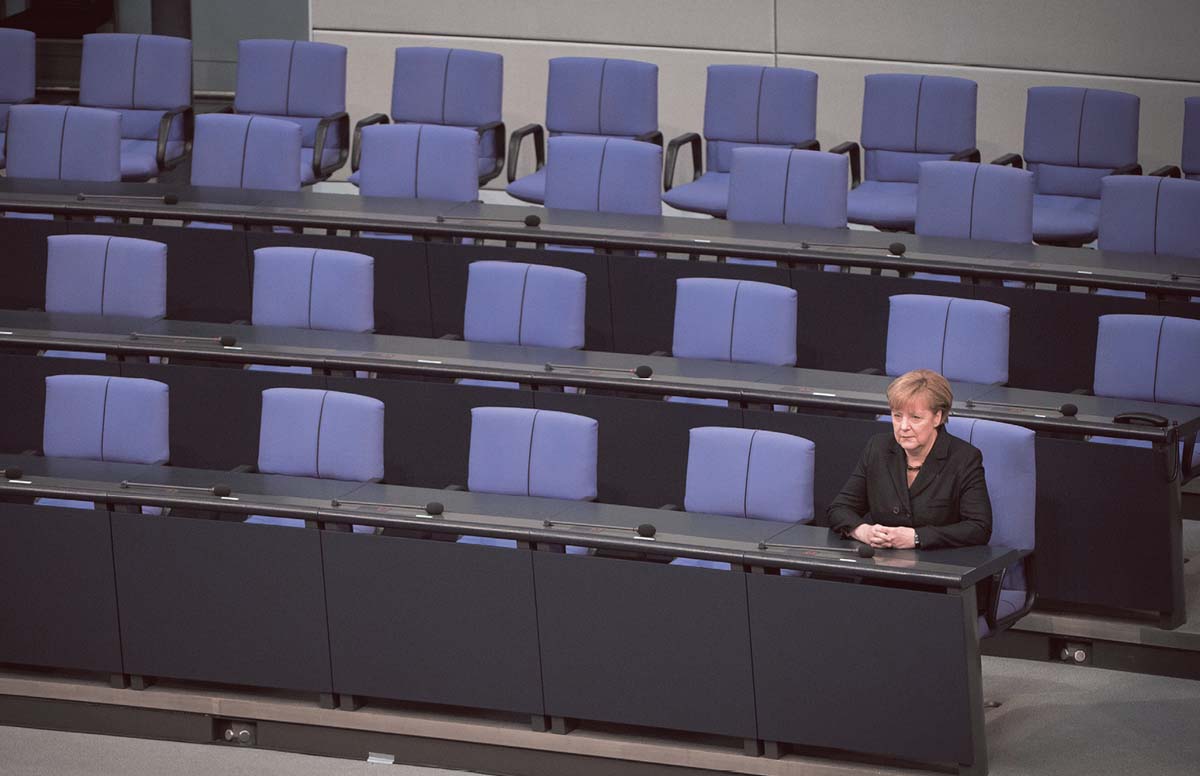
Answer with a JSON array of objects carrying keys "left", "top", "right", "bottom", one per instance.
[
  {"left": 435, "top": 213, "right": 542, "bottom": 228},
  {"left": 77, "top": 193, "right": 179, "bottom": 205},
  {"left": 329, "top": 498, "right": 444, "bottom": 516},
  {"left": 542, "top": 518, "right": 657, "bottom": 539},
  {"left": 798, "top": 240, "right": 907, "bottom": 257},
  {"left": 964, "top": 399, "right": 1078, "bottom": 418},
  {"left": 758, "top": 540, "right": 876, "bottom": 559},
  {"left": 4, "top": 467, "right": 24, "bottom": 480},
  {"left": 130, "top": 332, "right": 238, "bottom": 347},
  {"left": 120, "top": 481, "right": 232, "bottom": 497},
  {"left": 544, "top": 363, "right": 654, "bottom": 379}
]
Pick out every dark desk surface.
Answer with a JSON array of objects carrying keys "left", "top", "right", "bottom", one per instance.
[
  {"left": 2, "top": 309, "right": 1194, "bottom": 442},
  {"left": 1, "top": 178, "right": 1197, "bottom": 295}
]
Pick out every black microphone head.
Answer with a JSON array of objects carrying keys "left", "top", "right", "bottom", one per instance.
[
  {"left": 542, "top": 519, "right": 553, "bottom": 528},
  {"left": 636, "top": 523, "right": 656, "bottom": 538},
  {"left": 163, "top": 193, "right": 179, "bottom": 205},
  {"left": 1059, "top": 403, "right": 1079, "bottom": 418},
  {"left": 888, "top": 242, "right": 907, "bottom": 257},
  {"left": 758, "top": 541, "right": 768, "bottom": 550},
  {"left": 424, "top": 501, "right": 444, "bottom": 516},
  {"left": 857, "top": 544, "right": 876, "bottom": 558},
  {"left": 435, "top": 215, "right": 446, "bottom": 223},
  {"left": 218, "top": 335, "right": 237, "bottom": 347},
  {"left": 4, "top": 467, "right": 23, "bottom": 480},
  {"left": 76, "top": 193, "right": 86, "bottom": 201},
  {"left": 212, "top": 484, "right": 232, "bottom": 498},
  {"left": 523, "top": 214, "right": 542, "bottom": 228},
  {"left": 634, "top": 365, "right": 653, "bottom": 379}
]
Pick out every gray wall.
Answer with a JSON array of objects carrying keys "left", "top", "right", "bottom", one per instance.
[
  {"left": 313, "top": 0, "right": 1200, "bottom": 186},
  {"left": 192, "top": 0, "right": 309, "bottom": 92}
]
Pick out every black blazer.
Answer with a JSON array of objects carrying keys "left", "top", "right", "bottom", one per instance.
[{"left": 826, "top": 429, "right": 992, "bottom": 549}]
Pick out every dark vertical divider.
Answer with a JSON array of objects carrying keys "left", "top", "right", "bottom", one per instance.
[{"left": 0, "top": 219, "right": 67, "bottom": 311}]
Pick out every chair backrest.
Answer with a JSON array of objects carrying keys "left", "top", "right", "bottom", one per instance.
[
  {"left": 463, "top": 261, "right": 586, "bottom": 349},
  {"left": 5, "top": 105, "right": 121, "bottom": 182},
  {"left": 391, "top": 47, "right": 502, "bottom": 130},
  {"left": 468, "top": 407, "right": 598, "bottom": 500},
  {"left": 45, "top": 235, "right": 167, "bottom": 319},
  {"left": 0, "top": 28, "right": 36, "bottom": 132},
  {"left": 860, "top": 74, "right": 977, "bottom": 184},
  {"left": 673, "top": 278, "right": 797, "bottom": 366},
  {"left": 1183, "top": 97, "right": 1200, "bottom": 181},
  {"left": 916, "top": 161, "right": 1034, "bottom": 244},
  {"left": 945, "top": 417, "right": 1035, "bottom": 587},
  {"left": 543, "top": 136, "right": 661, "bottom": 216},
  {"left": 1094, "top": 315, "right": 1200, "bottom": 406},
  {"left": 684, "top": 427, "right": 815, "bottom": 523},
  {"left": 258, "top": 388, "right": 384, "bottom": 481},
  {"left": 79, "top": 33, "right": 191, "bottom": 142},
  {"left": 726, "top": 147, "right": 848, "bottom": 229},
  {"left": 358, "top": 123, "right": 478, "bottom": 201},
  {"left": 190, "top": 113, "right": 301, "bottom": 191},
  {"left": 43, "top": 375, "right": 169, "bottom": 464},
  {"left": 252, "top": 247, "right": 374, "bottom": 332},
  {"left": 1098, "top": 176, "right": 1200, "bottom": 259},
  {"left": 1023, "top": 86, "right": 1139, "bottom": 199},
  {"left": 545, "top": 57, "right": 657, "bottom": 138},
  {"left": 886, "top": 295, "right": 1010, "bottom": 384},
  {"left": 702, "top": 65, "right": 818, "bottom": 174}
]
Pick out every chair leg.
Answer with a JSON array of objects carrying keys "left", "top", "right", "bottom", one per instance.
[
  {"left": 129, "top": 675, "right": 154, "bottom": 691},
  {"left": 549, "top": 716, "right": 576, "bottom": 735}
]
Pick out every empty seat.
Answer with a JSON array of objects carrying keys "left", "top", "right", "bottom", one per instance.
[
  {"left": 886, "top": 295, "right": 1010, "bottom": 384},
  {"left": 351, "top": 47, "right": 504, "bottom": 186},
  {"left": 463, "top": 261, "right": 586, "bottom": 348},
  {"left": 1093, "top": 315, "right": 1200, "bottom": 406},
  {"left": 916, "top": 162, "right": 1034, "bottom": 244},
  {"left": 1098, "top": 176, "right": 1200, "bottom": 259},
  {"left": 544, "top": 135, "right": 662, "bottom": 216},
  {"left": 506, "top": 57, "right": 659, "bottom": 205},
  {"left": 190, "top": 113, "right": 302, "bottom": 191},
  {"left": 672, "top": 278, "right": 797, "bottom": 366},
  {"left": 5, "top": 104, "right": 121, "bottom": 183},
  {"left": 247, "top": 388, "right": 384, "bottom": 529},
  {"left": 839, "top": 74, "right": 979, "bottom": 231},
  {"left": 0, "top": 28, "right": 37, "bottom": 171},
  {"left": 662, "top": 65, "right": 818, "bottom": 218},
  {"left": 233, "top": 39, "right": 349, "bottom": 185},
  {"left": 357, "top": 123, "right": 479, "bottom": 201},
  {"left": 78, "top": 33, "right": 193, "bottom": 181}
]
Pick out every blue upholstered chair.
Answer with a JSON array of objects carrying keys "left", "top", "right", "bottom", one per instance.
[
  {"left": 994, "top": 87, "right": 1141, "bottom": 246},
  {"left": 38, "top": 375, "right": 170, "bottom": 510},
  {"left": 233, "top": 39, "right": 348, "bottom": 185},
  {"left": 458, "top": 407, "right": 598, "bottom": 548},
  {"left": 725, "top": 147, "right": 848, "bottom": 266},
  {"left": 43, "top": 235, "right": 167, "bottom": 360},
  {"left": 5, "top": 105, "right": 122, "bottom": 183},
  {"left": 506, "top": 57, "right": 660, "bottom": 205},
  {"left": 672, "top": 278, "right": 797, "bottom": 366},
  {"left": 350, "top": 47, "right": 504, "bottom": 186},
  {"left": 837, "top": 74, "right": 979, "bottom": 231},
  {"left": 672, "top": 427, "right": 815, "bottom": 570},
  {"left": 1099, "top": 176, "right": 1200, "bottom": 260},
  {"left": 0, "top": 28, "right": 37, "bottom": 171},
  {"left": 886, "top": 295, "right": 1010, "bottom": 384},
  {"left": 78, "top": 33, "right": 193, "bottom": 181},
  {"left": 1089, "top": 315, "right": 1200, "bottom": 472},
  {"left": 662, "top": 65, "right": 819, "bottom": 218},
  {"left": 357, "top": 123, "right": 479, "bottom": 201},
  {"left": 945, "top": 417, "right": 1037, "bottom": 638},
  {"left": 544, "top": 136, "right": 662, "bottom": 216},
  {"left": 190, "top": 114, "right": 301, "bottom": 191},
  {"left": 247, "top": 388, "right": 384, "bottom": 529}
]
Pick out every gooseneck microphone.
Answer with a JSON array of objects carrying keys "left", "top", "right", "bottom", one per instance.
[
  {"left": 120, "top": 481, "right": 232, "bottom": 497},
  {"left": 129, "top": 332, "right": 238, "bottom": 347},
  {"left": 77, "top": 193, "right": 179, "bottom": 205},
  {"left": 328, "top": 498, "right": 445, "bottom": 516},
  {"left": 544, "top": 363, "right": 654, "bottom": 379},
  {"left": 798, "top": 240, "right": 907, "bottom": 258},
  {"left": 758, "top": 540, "right": 876, "bottom": 558},
  {"left": 542, "top": 518, "right": 657, "bottom": 539},
  {"left": 964, "top": 399, "right": 1078, "bottom": 418},
  {"left": 435, "top": 213, "right": 542, "bottom": 228}
]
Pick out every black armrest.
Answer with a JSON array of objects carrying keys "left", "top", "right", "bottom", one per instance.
[
  {"left": 634, "top": 129, "right": 664, "bottom": 147},
  {"left": 476, "top": 120, "right": 507, "bottom": 185},
  {"left": 1149, "top": 164, "right": 1182, "bottom": 178},
  {"left": 793, "top": 138, "right": 820, "bottom": 151},
  {"left": 663, "top": 132, "right": 702, "bottom": 192},
  {"left": 438, "top": 332, "right": 462, "bottom": 341},
  {"left": 1111, "top": 163, "right": 1142, "bottom": 176},
  {"left": 231, "top": 463, "right": 257, "bottom": 474},
  {"left": 1182, "top": 433, "right": 1198, "bottom": 483},
  {"left": 659, "top": 504, "right": 681, "bottom": 511},
  {"left": 858, "top": 367, "right": 882, "bottom": 375},
  {"left": 1070, "top": 387, "right": 1092, "bottom": 396},
  {"left": 950, "top": 147, "right": 981, "bottom": 163},
  {"left": 985, "top": 554, "right": 1037, "bottom": 634},
  {"left": 991, "top": 152, "right": 1024, "bottom": 169},
  {"left": 155, "top": 105, "right": 194, "bottom": 172},
  {"left": 829, "top": 141, "right": 861, "bottom": 187},
  {"left": 506, "top": 123, "right": 546, "bottom": 183},
  {"left": 350, "top": 113, "right": 390, "bottom": 173},
  {"left": 312, "top": 111, "right": 351, "bottom": 182}
]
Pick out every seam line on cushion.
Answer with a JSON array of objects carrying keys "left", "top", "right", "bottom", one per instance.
[
  {"left": 131, "top": 35, "right": 142, "bottom": 108},
  {"left": 1152, "top": 316, "right": 1165, "bottom": 402},
  {"left": 413, "top": 125, "right": 424, "bottom": 197},
  {"left": 314, "top": 391, "right": 328, "bottom": 478},
  {"left": 780, "top": 150, "right": 793, "bottom": 223},
  {"left": 1153, "top": 176, "right": 1163, "bottom": 255},
  {"left": 57, "top": 108, "right": 69, "bottom": 180},
  {"left": 99, "top": 377, "right": 111, "bottom": 462},
  {"left": 526, "top": 411, "right": 539, "bottom": 497},
  {"left": 284, "top": 42, "right": 296, "bottom": 116},
  {"left": 728, "top": 281, "right": 742, "bottom": 362},
  {"left": 742, "top": 430, "right": 757, "bottom": 518},
  {"left": 1075, "top": 90, "right": 1087, "bottom": 168},
  {"left": 967, "top": 164, "right": 980, "bottom": 239},
  {"left": 239, "top": 117, "right": 253, "bottom": 188},
  {"left": 596, "top": 60, "right": 607, "bottom": 135},
  {"left": 516, "top": 264, "right": 531, "bottom": 345},
  {"left": 595, "top": 138, "right": 609, "bottom": 212},
  {"left": 939, "top": 299, "right": 952, "bottom": 374},
  {"left": 754, "top": 68, "right": 765, "bottom": 144},
  {"left": 440, "top": 50, "right": 452, "bottom": 125},
  {"left": 912, "top": 77, "right": 923, "bottom": 152},
  {"left": 99, "top": 237, "right": 112, "bottom": 315},
  {"left": 306, "top": 249, "right": 318, "bottom": 328}
]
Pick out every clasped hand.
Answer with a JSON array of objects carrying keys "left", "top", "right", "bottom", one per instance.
[{"left": 851, "top": 523, "right": 916, "bottom": 549}]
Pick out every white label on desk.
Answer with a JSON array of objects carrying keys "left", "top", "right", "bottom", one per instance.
[
  {"left": 837, "top": 558, "right": 857, "bottom": 563},
  {"left": 7, "top": 479, "right": 31, "bottom": 485},
  {"left": 366, "top": 753, "right": 395, "bottom": 765},
  {"left": 1076, "top": 270, "right": 1094, "bottom": 275},
  {"left": 222, "top": 346, "right": 243, "bottom": 351},
  {"left": 812, "top": 391, "right": 838, "bottom": 398},
  {"left": 219, "top": 496, "right": 239, "bottom": 502},
  {"left": 0, "top": 331, "right": 12, "bottom": 335},
  {"left": 692, "top": 239, "right": 712, "bottom": 244},
  {"left": 417, "top": 359, "right": 443, "bottom": 364}
]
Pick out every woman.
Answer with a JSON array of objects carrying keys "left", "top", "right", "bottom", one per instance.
[{"left": 827, "top": 369, "right": 992, "bottom": 549}]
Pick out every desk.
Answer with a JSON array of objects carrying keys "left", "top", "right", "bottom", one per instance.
[{"left": 0, "top": 454, "right": 1015, "bottom": 774}]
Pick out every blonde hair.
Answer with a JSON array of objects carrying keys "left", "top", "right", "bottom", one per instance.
[{"left": 887, "top": 369, "right": 952, "bottom": 424}]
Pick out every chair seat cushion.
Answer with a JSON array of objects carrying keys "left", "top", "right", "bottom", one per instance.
[
  {"left": 662, "top": 171, "right": 730, "bottom": 217},
  {"left": 1032, "top": 194, "right": 1100, "bottom": 245},
  {"left": 300, "top": 147, "right": 344, "bottom": 185},
  {"left": 458, "top": 534, "right": 518, "bottom": 549},
  {"left": 119, "top": 139, "right": 184, "bottom": 182},
  {"left": 506, "top": 167, "right": 547, "bottom": 204},
  {"left": 847, "top": 181, "right": 919, "bottom": 230},
  {"left": 43, "top": 349, "right": 107, "bottom": 360},
  {"left": 670, "top": 557, "right": 731, "bottom": 571}
]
